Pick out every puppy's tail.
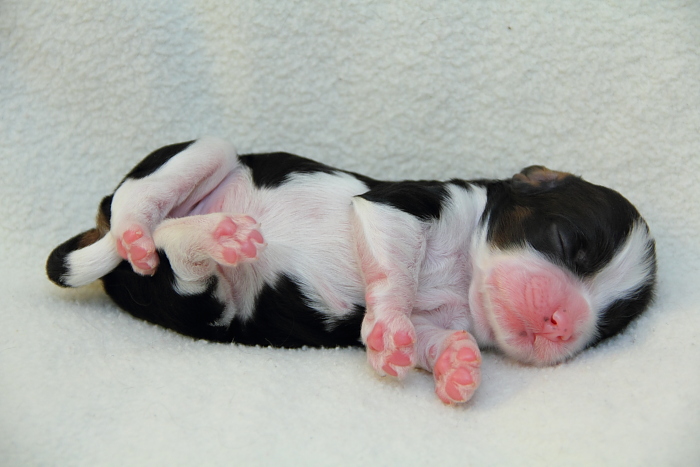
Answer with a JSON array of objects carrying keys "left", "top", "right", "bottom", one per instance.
[
  {"left": 47, "top": 230, "right": 123, "bottom": 287},
  {"left": 47, "top": 195, "right": 122, "bottom": 288}
]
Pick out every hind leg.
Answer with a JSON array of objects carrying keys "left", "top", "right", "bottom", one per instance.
[
  {"left": 110, "top": 137, "right": 239, "bottom": 275},
  {"left": 153, "top": 213, "right": 265, "bottom": 283}
]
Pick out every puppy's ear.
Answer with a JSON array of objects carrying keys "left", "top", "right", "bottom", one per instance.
[{"left": 512, "top": 166, "right": 573, "bottom": 192}]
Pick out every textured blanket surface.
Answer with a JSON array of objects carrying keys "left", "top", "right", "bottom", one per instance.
[{"left": 2, "top": 1, "right": 699, "bottom": 465}]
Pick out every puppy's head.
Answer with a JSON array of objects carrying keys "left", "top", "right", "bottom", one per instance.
[{"left": 469, "top": 166, "right": 656, "bottom": 365}]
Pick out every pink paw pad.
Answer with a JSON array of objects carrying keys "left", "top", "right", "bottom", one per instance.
[
  {"left": 364, "top": 318, "right": 416, "bottom": 379},
  {"left": 117, "top": 227, "right": 158, "bottom": 275},
  {"left": 212, "top": 215, "right": 265, "bottom": 266},
  {"left": 433, "top": 332, "right": 481, "bottom": 405}
]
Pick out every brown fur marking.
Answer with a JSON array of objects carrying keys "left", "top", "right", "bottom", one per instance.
[{"left": 77, "top": 206, "right": 111, "bottom": 248}]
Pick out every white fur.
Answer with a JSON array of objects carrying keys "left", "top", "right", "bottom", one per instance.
[
  {"left": 415, "top": 184, "right": 488, "bottom": 323},
  {"left": 586, "top": 221, "right": 655, "bottom": 319},
  {"left": 253, "top": 171, "right": 369, "bottom": 321},
  {"left": 351, "top": 196, "right": 427, "bottom": 311},
  {"left": 71, "top": 137, "right": 654, "bottom": 371},
  {"left": 178, "top": 169, "right": 372, "bottom": 326},
  {"left": 468, "top": 243, "right": 599, "bottom": 364},
  {"left": 63, "top": 235, "right": 122, "bottom": 287},
  {"left": 110, "top": 136, "right": 238, "bottom": 238}
]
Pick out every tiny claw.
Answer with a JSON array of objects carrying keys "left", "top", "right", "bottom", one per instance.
[{"left": 382, "top": 364, "right": 398, "bottom": 377}]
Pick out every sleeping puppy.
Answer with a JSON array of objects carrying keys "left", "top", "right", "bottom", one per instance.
[{"left": 47, "top": 137, "right": 657, "bottom": 404}]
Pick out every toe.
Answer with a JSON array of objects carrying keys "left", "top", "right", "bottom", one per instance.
[
  {"left": 387, "top": 351, "right": 411, "bottom": 367},
  {"left": 366, "top": 322, "right": 386, "bottom": 352}
]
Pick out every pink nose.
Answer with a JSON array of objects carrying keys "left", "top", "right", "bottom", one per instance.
[{"left": 536, "top": 310, "right": 573, "bottom": 342}]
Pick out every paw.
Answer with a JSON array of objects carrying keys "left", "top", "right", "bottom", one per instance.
[
  {"left": 433, "top": 331, "right": 481, "bottom": 405},
  {"left": 210, "top": 215, "right": 265, "bottom": 266},
  {"left": 362, "top": 314, "right": 417, "bottom": 379},
  {"left": 115, "top": 226, "right": 158, "bottom": 275}
]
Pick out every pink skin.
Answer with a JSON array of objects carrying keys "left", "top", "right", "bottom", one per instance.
[
  {"left": 363, "top": 316, "right": 416, "bottom": 377},
  {"left": 120, "top": 215, "right": 265, "bottom": 276},
  {"left": 210, "top": 215, "right": 264, "bottom": 266},
  {"left": 432, "top": 331, "right": 481, "bottom": 404},
  {"left": 109, "top": 137, "right": 240, "bottom": 277},
  {"left": 355, "top": 226, "right": 421, "bottom": 379},
  {"left": 482, "top": 256, "right": 591, "bottom": 365},
  {"left": 116, "top": 226, "right": 158, "bottom": 275},
  {"left": 352, "top": 199, "right": 427, "bottom": 380}
]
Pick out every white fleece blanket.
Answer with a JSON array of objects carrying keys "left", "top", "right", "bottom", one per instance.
[{"left": 2, "top": 1, "right": 699, "bottom": 465}]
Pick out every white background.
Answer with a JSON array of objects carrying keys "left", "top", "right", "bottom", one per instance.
[{"left": 1, "top": 1, "right": 699, "bottom": 465}]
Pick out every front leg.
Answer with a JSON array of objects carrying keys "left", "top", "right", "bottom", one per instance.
[
  {"left": 351, "top": 197, "right": 427, "bottom": 379},
  {"left": 110, "top": 137, "right": 238, "bottom": 275},
  {"left": 412, "top": 313, "right": 482, "bottom": 404}
]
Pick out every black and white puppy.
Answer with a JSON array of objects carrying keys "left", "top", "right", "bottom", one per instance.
[{"left": 47, "top": 137, "right": 656, "bottom": 404}]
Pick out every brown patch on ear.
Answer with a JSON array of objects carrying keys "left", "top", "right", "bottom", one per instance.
[{"left": 512, "top": 166, "right": 572, "bottom": 189}]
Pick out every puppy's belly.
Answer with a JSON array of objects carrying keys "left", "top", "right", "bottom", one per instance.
[
  {"left": 189, "top": 169, "right": 369, "bottom": 319},
  {"left": 183, "top": 170, "right": 252, "bottom": 217}
]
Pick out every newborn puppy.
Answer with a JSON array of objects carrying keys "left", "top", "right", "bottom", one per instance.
[{"left": 47, "top": 137, "right": 657, "bottom": 404}]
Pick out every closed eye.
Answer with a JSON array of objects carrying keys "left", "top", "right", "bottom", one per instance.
[
  {"left": 556, "top": 226, "right": 569, "bottom": 260},
  {"left": 547, "top": 223, "right": 570, "bottom": 262},
  {"left": 549, "top": 223, "right": 588, "bottom": 270},
  {"left": 558, "top": 225, "right": 591, "bottom": 272}
]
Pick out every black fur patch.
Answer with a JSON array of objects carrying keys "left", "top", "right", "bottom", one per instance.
[
  {"left": 123, "top": 141, "right": 195, "bottom": 181},
  {"left": 359, "top": 181, "right": 448, "bottom": 220},
  {"left": 99, "top": 194, "right": 113, "bottom": 223},
  {"left": 101, "top": 253, "right": 232, "bottom": 342},
  {"left": 478, "top": 176, "right": 657, "bottom": 346},
  {"left": 595, "top": 241, "right": 657, "bottom": 342},
  {"left": 481, "top": 178, "right": 643, "bottom": 277},
  {"left": 46, "top": 231, "right": 89, "bottom": 287},
  {"left": 229, "top": 274, "right": 364, "bottom": 348},
  {"left": 102, "top": 260, "right": 364, "bottom": 347},
  {"left": 238, "top": 152, "right": 338, "bottom": 189},
  {"left": 50, "top": 141, "right": 657, "bottom": 351}
]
